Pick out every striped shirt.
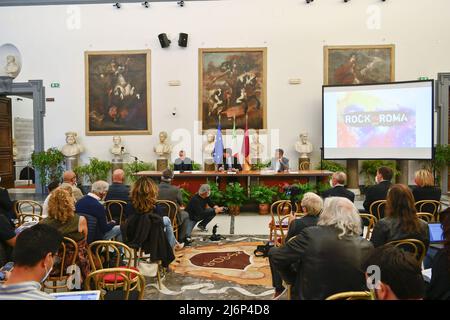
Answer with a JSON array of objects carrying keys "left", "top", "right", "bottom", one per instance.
[{"left": 0, "top": 281, "right": 55, "bottom": 300}]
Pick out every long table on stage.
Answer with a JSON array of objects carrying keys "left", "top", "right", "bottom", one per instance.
[{"left": 136, "top": 170, "right": 334, "bottom": 194}]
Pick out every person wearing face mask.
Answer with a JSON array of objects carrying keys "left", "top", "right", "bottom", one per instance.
[
  {"left": 0, "top": 224, "right": 63, "bottom": 300},
  {"left": 321, "top": 172, "right": 355, "bottom": 202},
  {"left": 362, "top": 166, "right": 393, "bottom": 217},
  {"left": 75, "top": 180, "right": 122, "bottom": 241}
]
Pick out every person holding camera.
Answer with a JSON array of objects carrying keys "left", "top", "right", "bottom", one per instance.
[{"left": 184, "top": 184, "right": 224, "bottom": 243}]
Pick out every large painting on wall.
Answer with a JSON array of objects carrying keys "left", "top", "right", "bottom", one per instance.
[
  {"left": 199, "top": 48, "right": 267, "bottom": 131},
  {"left": 324, "top": 45, "right": 395, "bottom": 85},
  {"left": 85, "top": 50, "right": 151, "bottom": 135}
]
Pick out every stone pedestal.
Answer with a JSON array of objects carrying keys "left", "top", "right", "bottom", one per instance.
[
  {"left": 156, "top": 158, "right": 169, "bottom": 171},
  {"left": 298, "top": 158, "right": 310, "bottom": 170},
  {"left": 65, "top": 156, "right": 79, "bottom": 172},
  {"left": 111, "top": 159, "right": 125, "bottom": 172},
  {"left": 204, "top": 162, "right": 216, "bottom": 172},
  {"left": 397, "top": 160, "right": 409, "bottom": 185},
  {"left": 347, "top": 160, "right": 359, "bottom": 190}
]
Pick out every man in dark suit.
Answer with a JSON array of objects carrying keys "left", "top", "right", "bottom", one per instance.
[
  {"left": 363, "top": 166, "right": 393, "bottom": 217},
  {"left": 173, "top": 150, "right": 193, "bottom": 172},
  {"left": 105, "top": 169, "right": 130, "bottom": 202},
  {"left": 218, "top": 148, "right": 242, "bottom": 172},
  {"left": 271, "top": 149, "right": 289, "bottom": 172},
  {"left": 322, "top": 172, "right": 355, "bottom": 202}
]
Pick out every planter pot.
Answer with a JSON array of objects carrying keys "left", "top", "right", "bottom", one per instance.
[
  {"left": 258, "top": 203, "right": 270, "bottom": 215},
  {"left": 229, "top": 205, "right": 241, "bottom": 216}
]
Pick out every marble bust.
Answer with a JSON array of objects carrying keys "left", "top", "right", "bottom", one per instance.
[
  {"left": 12, "top": 138, "right": 18, "bottom": 160},
  {"left": 203, "top": 132, "right": 216, "bottom": 163},
  {"left": 61, "top": 131, "right": 83, "bottom": 157},
  {"left": 295, "top": 133, "right": 313, "bottom": 158},
  {"left": 154, "top": 131, "right": 172, "bottom": 159},
  {"left": 250, "top": 133, "right": 264, "bottom": 159},
  {"left": 4, "top": 55, "right": 20, "bottom": 78},
  {"left": 110, "top": 136, "right": 126, "bottom": 159}
]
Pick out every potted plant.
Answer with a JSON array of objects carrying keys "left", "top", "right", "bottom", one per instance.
[
  {"left": 180, "top": 187, "right": 192, "bottom": 206},
  {"left": 315, "top": 160, "right": 347, "bottom": 173},
  {"left": 224, "top": 182, "right": 247, "bottom": 216},
  {"left": 124, "top": 161, "right": 155, "bottom": 184},
  {"left": 31, "top": 148, "right": 65, "bottom": 192},
  {"left": 76, "top": 158, "right": 112, "bottom": 187},
  {"left": 251, "top": 160, "right": 271, "bottom": 171},
  {"left": 429, "top": 144, "right": 450, "bottom": 186},
  {"left": 250, "top": 184, "right": 277, "bottom": 215},
  {"left": 360, "top": 160, "right": 399, "bottom": 190},
  {"left": 207, "top": 181, "right": 224, "bottom": 206}
]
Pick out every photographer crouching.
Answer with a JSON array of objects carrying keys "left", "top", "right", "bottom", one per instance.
[{"left": 183, "top": 184, "right": 225, "bottom": 245}]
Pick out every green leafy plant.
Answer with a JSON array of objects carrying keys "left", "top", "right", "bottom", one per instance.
[
  {"left": 76, "top": 158, "right": 112, "bottom": 184},
  {"left": 317, "top": 181, "right": 332, "bottom": 195},
  {"left": 224, "top": 182, "right": 248, "bottom": 207},
  {"left": 315, "top": 160, "right": 346, "bottom": 173},
  {"left": 124, "top": 162, "right": 155, "bottom": 184},
  {"left": 169, "top": 162, "right": 202, "bottom": 171},
  {"left": 31, "top": 148, "right": 65, "bottom": 189},
  {"left": 360, "top": 160, "right": 399, "bottom": 186},
  {"left": 251, "top": 161, "right": 271, "bottom": 171},
  {"left": 250, "top": 184, "right": 278, "bottom": 204},
  {"left": 207, "top": 181, "right": 224, "bottom": 205},
  {"left": 293, "top": 182, "right": 316, "bottom": 202},
  {"left": 180, "top": 187, "right": 192, "bottom": 205},
  {"left": 427, "top": 144, "right": 450, "bottom": 185}
]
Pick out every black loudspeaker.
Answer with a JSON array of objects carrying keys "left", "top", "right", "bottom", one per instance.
[
  {"left": 178, "top": 33, "right": 188, "bottom": 47},
  {"left": 158, "top": 33, "right": 171, "bottom": 48}
]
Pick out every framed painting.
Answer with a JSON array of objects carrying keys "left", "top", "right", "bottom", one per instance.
[
  {"left": 199, "top": 48, "right": 267, "bottom": 132},
  {"left": 85, "top": 50, "right": 151, "bottom": 135},
  {"left": 324, "top": 45, "right": 395, "bottom": 85}
]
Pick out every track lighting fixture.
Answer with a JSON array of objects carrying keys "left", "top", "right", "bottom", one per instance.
[
  {"left": 177, "top": 1, "right": 184, "bottom": 7},
  {"left": 306, "top": 0, "right": 314, "bottom": 4},
  {"left": 142, "top": 1, "right": 149, "bottom": 8},
  {"left": 113, "top": 2, "right": 121, "bottom": 9}
]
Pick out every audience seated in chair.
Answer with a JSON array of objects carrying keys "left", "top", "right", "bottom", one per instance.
[
  {"left": 363, "top": 166, "right": 393, "bottom": 217},
  {"left": 121, "top": 176, "right": 176, "bottom": 267},
  {"left": 0, "top": 184, "right": 16, "bottom": 222},
  {"left": 412, "top": 169, "right": 441, "bottom": 203},
  {"left": 41, "top": 188, "right": 90, "bottom": 281},
  {"left": 63, "top": 171, "right": 84, "bottom": 202},
  {"left": 105, "top": 169, "right": 130, "bottom": 222},
  {"left": 363, "top": 244, "right": 425, "bottom": 300},
  {"left": 75, "top": 181, "right": 121, "bottom": 241},
  {"left": 42, "top": 181, "right": 60, "bottom": 218},
  {"left": 321, "top": 172, "right": 355, "bottom": 202},
  {"left": 269, "top": 197, "right": 373, "bottom": 300},
  {"left": 0, "top": 224, "right": 62, "bottom": 300},
  {"left": 370, "top": 184, "right": 429, "bottom": 251},
  {"left": 0, "top": 214, "right": 16, "bottom": 266}
]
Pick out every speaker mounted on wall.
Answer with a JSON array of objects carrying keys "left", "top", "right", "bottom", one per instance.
[
  {"left": 158, "top": 33, "right": 171, "bottom": 48},
  {"left": 178, "top": 33, "right": 188, "bottom": 47}
]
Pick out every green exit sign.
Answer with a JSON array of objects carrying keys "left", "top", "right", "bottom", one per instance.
[
  {"left": 418, "top": 77, "right": 429, "bottom": 81},
  {"left": 51, "top": 83, "right": 60, "bottom": 88}
]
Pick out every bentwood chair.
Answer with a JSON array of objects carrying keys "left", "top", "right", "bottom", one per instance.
[
  {"left": 387, "top": 239, "right": 427, "bottom": 265},
  {"left": 16, "top": 213, "right": 43, "bottom": 226},
  {"left": 43, "top": 237, "right": 78, "bottom": 292},
  {"left": 156, "top": 199, "right": 179, "bottom": 241},
  {"left": 85, "top": 268, "right": 146, "bottom": 300},
  {"left": 415, "top": 200, "right": 442, "bottom": 222},
  {"left": 369, "top": 200, "right": 387, "bottom": 220},
  {"left": 269, "top": 200, "right": 294, "bottom": 244},
  {"left": 87, "top": 240, "right": 137, "bottom": 271},
  {"left": 326, "top": 291, "right": 373, "bottom": 300},
  {"left": 104, "top": 200, "right": 128, "bottom": 225},
  {"left": 359, "top": 213, "right": 378, "bottom": 240},
  {"left": 14, "top": 200, "right": 43, "bottom": 226},
  {"left": 416, "top": 212, "right": 434, "bottom": 223}
]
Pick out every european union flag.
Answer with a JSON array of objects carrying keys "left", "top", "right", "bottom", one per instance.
[{"left": 213, "top": 122, "right": 224, "bottom": 165}]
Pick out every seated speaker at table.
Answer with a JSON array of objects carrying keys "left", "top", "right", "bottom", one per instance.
[
  {"left": 218, "top": 148, "right": 242, "bottom": 172},
  {"left": 173, "top": 150, "right": 193, "bottom": 171},
  {"left": 270, "top": 148, "right": 289, "bottom": 172}
]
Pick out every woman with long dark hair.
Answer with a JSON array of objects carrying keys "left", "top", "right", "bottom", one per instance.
[{"left": 370, "top": 184, "right": 429, "bottom": 250}]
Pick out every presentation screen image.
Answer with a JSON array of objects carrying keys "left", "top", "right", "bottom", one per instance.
[{"left": 322, "top": 80, "right": 433, "bottom": 159}]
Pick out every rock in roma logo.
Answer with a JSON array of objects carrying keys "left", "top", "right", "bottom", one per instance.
[
  {"left": 190, "top": 251, "right": 251, "bottom": 270},
  {"left": 343, "top": 111, "right": 409, "bottom": 127}
]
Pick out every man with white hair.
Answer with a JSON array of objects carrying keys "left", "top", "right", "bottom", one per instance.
[
  {"left": 269, "top": 197, "right": 373, "bottom": 300},
  {"left": 321, "top": 171, "right": 355, "bottom": 202},
  {"left": 75, "top": 180, "right": 121, "bottom": 241}
]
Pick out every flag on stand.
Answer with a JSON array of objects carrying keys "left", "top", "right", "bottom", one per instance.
[
  {"left": 231, "top": 115, "right": 239, "bottom": 158},
  {"left": 241, "top": 115, "right": 251, "bottom": 171},
  {"left": 213, "top": 118, "right": 224, "bottom": 165}
]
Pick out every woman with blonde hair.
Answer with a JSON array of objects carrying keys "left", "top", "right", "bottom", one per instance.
[{"left": 412, "top": 169, "right": 441, "bottom": 203}]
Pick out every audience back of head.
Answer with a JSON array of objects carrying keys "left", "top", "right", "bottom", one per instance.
[
  {"left": 378, "top": 166, "right": 393, "bottom": 182},
  {"left": 130, "top": 176, "right": 158, "bottom": 213},
  {"left": 301, "top": 192, "right": 323, "bottom": 216},
  {"left": 386, "top": 184, "right": 420, "bottom": 233},
  {"left": 318, "top": 197, "right": 361, "bottom": 238}
]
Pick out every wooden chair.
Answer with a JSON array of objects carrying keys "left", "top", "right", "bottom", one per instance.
[
  {"left": 17, "top": 213, "right": 43, "bottom": 226},
  {"left": 417, "top": 212, "right": 434, "bottom": 223},
  {"left": 359, "top": 213, "right": 378, "bottom": 240},
  {"left": 326, "top": 291, "right": 373, "bottom": 300},
  {"left": 43, "top": 237, "right": 78, "bottom": 292},
  {"left": 134, "top": 248, "right": 163, "bottom": 290},
  {"left": 104, "top": 200, "right": 127, "bottom": 225},
  {"left": 156, "top": 200, "right": 179, "bottom": 241},
  {"left": 387, "top": 239, "right": 427, "bottom": 265},
  {"left": 87, "top": 240, "right": 137, "bottom": 271},
  {"left": 14, "top": 200, "right": 43, "bottom": 226},
  {"left": 415, "top": 200, "right": 442, "bottom": 222},
  {"left": 84, "top": 267, "right": 146, "bottom": 300},
  {"left": 369, "top": 200, "right": 387, "bottom": 220},
  {"left": 269, "top": 200, "right": 293, "bottom": 244}
]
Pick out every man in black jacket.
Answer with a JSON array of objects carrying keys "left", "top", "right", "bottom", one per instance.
[
  {"left": 218, "top": 148, "right": 242, "bottom": 172},
  {"left": 363, "top": 166, "right": 393, "bottom": 217},
  {"left": 105, "top": 169, "right": 130, "bottom": 202},
  {"left": 322, "top": 172, "right": 355, "bottom": 202},
  {"left": 185, "top": 184, "right": 224, "bottom": 239}
]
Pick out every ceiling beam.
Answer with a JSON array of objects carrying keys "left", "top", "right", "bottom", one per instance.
[{"left": 0, "top": 0, "right": 221, "bottom": 6}]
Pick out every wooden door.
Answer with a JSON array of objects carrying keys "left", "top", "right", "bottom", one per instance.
[{"left": 0, "top": 97, "right": 14, "bottom": 189}]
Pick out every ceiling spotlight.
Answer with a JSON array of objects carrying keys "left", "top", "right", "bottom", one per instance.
[
  {"left": 113, "top": 2, "right": 121, "bottom": 9},
  {"left": 306, "top": 0, "right": 314, "bottom": 3},
  {"left": 344, "top": 0, "right": 350, "bottom": 2},
  {"left": 177, "top": 1, "right": 184, "bottom": 7},
  {"left": 142, "top": 1, "right": 149, "bottom": 8}
]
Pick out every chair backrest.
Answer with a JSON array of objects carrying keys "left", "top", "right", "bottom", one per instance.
[
  {"left": 326, "top": 291, "right": 373, "bottom": 300},
  {"left": 359, "top": 213, "right": 378, "bottom": 240},
  {"left": 17, "top": 213, "right": 43, "bottom": 226},
  {"left": 14, "top": 200, "right": 43, "bottom": 217},
  {"left": 369, "top": 200, "right": 387, "bottom": 220},
  {"left": 155, "top": 200, "right": 179, "bottom": 239},
  {"left": 77, "top": 213, "right": 98, "bottom": 244},
  {"left": 44, "top": 237, "right": 78, "bottom": 289},
  {"left": 84, "top": 267, "right": 145, "bottom": 300},
  {"left": 415, "top": 200, "right": 441, "bottom": 222},
  {"left": 387, "top": 239, "right": 427, "bottom": 265},
  {"left": 104, "top": 200, "right": 127, "bottom": 224},
  {"left": 270, "top": 200, "right": 293, "bottom": 245},
  {"left": 417, "top": 212, "right": 434, "bottom": 223},
  {"left": 88, "top": 240, "right": 136, "bottom": 272}
]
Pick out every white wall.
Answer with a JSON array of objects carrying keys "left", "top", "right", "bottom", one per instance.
[{"left": 0, "top": 0, "right": 449, "bottom": 183}]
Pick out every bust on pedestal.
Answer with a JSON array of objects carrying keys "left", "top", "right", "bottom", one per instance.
[
  {"left": 61, "top": 131, "right": 83, "bottom": 171},
  {"left": 154, "top": 131, "right": 172, "bottom": 171},
  {"left": 295, "top": 132, "right": 313, "bottom": 170},
  {"left": 110, "top": 136, "right": 127, "bottom": 170},
  {"left": 250, "top": 133, "right": 264, "bottom": 164},
  {"left": 203, "top": 132, "right": 216, "bottom": 171}
]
